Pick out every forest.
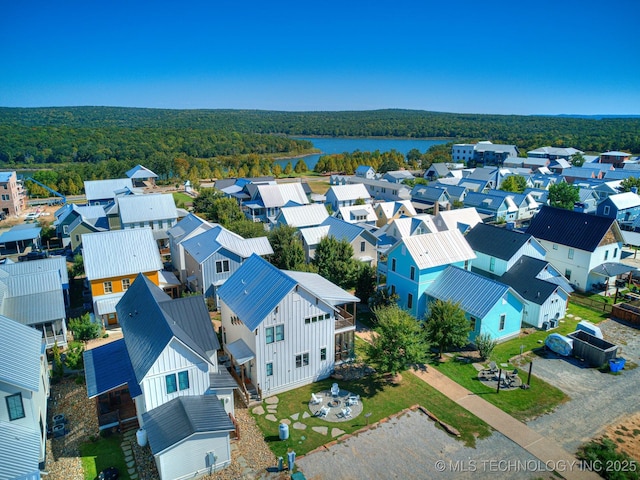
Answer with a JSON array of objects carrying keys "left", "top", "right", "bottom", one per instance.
[{"left": 0, "top": 107, "right": 639, "bottom": 196}]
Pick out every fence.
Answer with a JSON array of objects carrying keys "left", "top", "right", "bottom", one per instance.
[{"left": 570, "top": 295, "right": 614, "bottom": 313}]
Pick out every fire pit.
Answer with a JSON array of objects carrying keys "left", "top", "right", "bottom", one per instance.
[{"left": 327, "top": 399, "right": 341, "bottom": 408}]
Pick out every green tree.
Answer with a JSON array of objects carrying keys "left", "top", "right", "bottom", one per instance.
[
  {"left": 424, "top": 299, "right": 469, "bottom": 359},
  {"left": 284, "top": 162, "right": 293, "bottom": 175},
  {"left": 368, "top": 286, "right": 400, "bottom": 312},
  {"left": 354, "top": 263, "right": 377, "bottom": 305},
  {"left": 268, "top": 225, "right": 306, "bottom": 270},
  {"left": 365, "top": 304, "right": 430, "bottom": 376},
  {"left": 619, "top": 176, "right": 640, "bottom": 193},
  {"left": 225, "top": 219, "right": 267, "bottom": 239},
  {"left": 69, "top": 254, "right": 84, "bottom": 279},
  {"left": 51, "top": 342, "right": 64, "bottom": 380},
  {"left": 312, "top": 236, "right": 358, "bottom": 289},
  {"left": 571, "top": 152, "right": 585, "bottom": 167},
  {"left": 500, "top": 174, "right": 527, "bottom": 193},
  {"left": 548, "top": 182, "right": 580, "bottom": 210},
  {"left": 64, "top": 341, "right": 85, "bottom": 370},
  {"left": 192, "top": 187, "right": 223, "bottom": 214},
  {"left": 68, "top": 312, "right": 101, "bottom": 342},
  {"left": 294, "top": 159, "right": 308, "bottom": 173},
  {"left": 208, "top": 197, "right": 245, "bottom": 226}
]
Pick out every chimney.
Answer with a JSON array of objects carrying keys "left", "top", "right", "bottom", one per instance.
[{"left": 433, "top": 201, "right": 439, "bottom": 216}]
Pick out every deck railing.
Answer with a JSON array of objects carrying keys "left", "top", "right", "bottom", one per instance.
[{"left": 335, "top": 306, "right": 355, "bottom": 330}]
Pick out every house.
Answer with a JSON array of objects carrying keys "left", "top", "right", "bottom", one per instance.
[
  {"left": 374, "top": 215, "right": 439, "bottom": 259},
  {"left": 84, "top": 274, "right": 236, "bottom": 479},
  {"left": 67, "top": 212, "right": 109, "bottom": 253},
  {"left": 181, "top": 224, "right": 273, "bottom": 304},
  {"left": 480, "top": 190, "right": 540, "bottom": 221},
  {"left": 410, "top": 185, "right": 451, "bottom": 213},
  {"left": 125, "top": 164, "right": 158, "bottom": 187},
  {"left": 431, "top": 184, "right": 468, "bottom": 205},
  {"left": 383, "top": 170, "right": 414, "bottom": 184},
  {"left": 600, "top": 151, "right": 632, "bottom": 168},
  {"left": 425, "top": 266, "right": 524, "bottom": 342},
  {"left": 82, "top": 228, "right": 173, "bottom": 326},
  {"left": 432, "top": 207, "right": 483, "bottom": 234},
  {"left": 298, "top": 216, "right": 378, "bottom": 265},
  {"left": 526, "top": 206, "right": 631, "bottom": 292},
  {"left": 0, "top": 171, "right": 26, "bottom": 217},
  {"left": 0, "top": 315, "right": 49, "bottom": 480},
  {"left": 463, "top": 192, "right": 517, "bottom": 222},
  {"left": 596, "top": 191, "right": 640, "bottom": 227},
  {"left": 0, "top": 224, "right": 42, "bottom": 254},
  {"left": 548, "top": 158, "right": 571, "bottom": 174},
  {"left": 216, "top": 177, "right": 276, "bottom": 206},
  {"left": 424, "top": 163, "right": 451, "bottom": 180},
  {"left": 84, "top": 178, "right": 138, "bottom": 205},
  {"left": 527, "top": 146, "right": 583, "bottom": 161},
  {"left": 167, "top": 214, "right": 215, "bottom": 283},
  {"left": 603, "top": 170, "right": 640, "bottom": 181},
  {"left": 573, "top": 188, "right": 600, "bottom": 214},
  {"left": 384, "top": 230, "right": 476, "bottom": 319},
  {"left": 336, "top": 204, "right": 377, "bottom": 225},
  {"left": 471, "top": 142, "right": 520, "bottom": 166},
  {"left": 325, "top": 184, "right": 372, "bottom": 212},
  {"left": 275, "top": 204, "right": 330, "bottom": 229},
  {"left": 54, "top": 204, "right": 109, "bottom": 249},
  {"left": 451, "top": 143, "right": 476, "bottom": 163},
  {"left": 218, "top": 254, "right": 359, "bottom": 397},
  {"left": 244, "top": 183, "right": 309, "bottom": 224},
  {"left": 374, "top": 200, "right": 417, "bottom": 227},
  {"left": 561, "top": 167, "right": 602, "bottom": 183},
  {"left": 346, "top": 177, "right": 411, "bottom": 202},
  {"left": 522, "top": 157, "right": 550, "bottom": 171},
  {"left": 355, "top": 165, "right": 376, "bottom": 179}
]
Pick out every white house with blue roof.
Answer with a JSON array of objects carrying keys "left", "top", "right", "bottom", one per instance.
[
  {"left": 84, "top": 274, "right": 236, "bottom": 479},
  {"left": 425, "top": 266, "right": 524, "bottom": 342},
  {"left": 168, "top": 213, "right": 215, "bottom": 283},
  {"left": 0, "top": 315, "right": 50, "bottom": 480},
  {"left": 218, "top": 254, "right": 359, "bottom": 397}
]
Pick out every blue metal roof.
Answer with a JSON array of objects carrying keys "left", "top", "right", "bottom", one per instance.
[
  {"left": 0, "top": 421, "right": 41, "bottom": 480},
  {"left": 217, "top": 254, "right": 297, "bottom": 331},
  {"left": 320, "top": 216, "right": 365, "bottom": 243},
  {"left": 83, "top": 338, "right": 142, "bottom": 398},
  {"left": 0, "top": 171, "right": 13, "bottom": 183},
  {"left": 143, "top": 395, "right": 235, "bottom": 455},
  {"left": 426, "top": 266, "right": 513, "bottom": 319},
  {"left": 0, "top": 224, "right": 41, "bottom": 244}
]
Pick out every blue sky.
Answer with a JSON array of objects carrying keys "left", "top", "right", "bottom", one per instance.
[{"left": 1, "top": 0, "right": 638, "bottom": 115}]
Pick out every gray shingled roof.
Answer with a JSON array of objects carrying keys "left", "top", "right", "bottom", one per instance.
[{"left": 500, "top": 256, "right": 564, "bottom": 305}]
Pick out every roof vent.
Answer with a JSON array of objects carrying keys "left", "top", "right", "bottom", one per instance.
[{"left": 244, "top": 289, "right": 248, "bottom": 295}]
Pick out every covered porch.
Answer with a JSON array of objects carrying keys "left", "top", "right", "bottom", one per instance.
[
  {"left": 224, "top": 338, "right": 261, "bottom": 405},
  {"left": 589, "top": 262, "right": 637, "bottom": 294}
]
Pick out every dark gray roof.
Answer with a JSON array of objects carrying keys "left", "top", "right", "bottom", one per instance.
[
  {"left": 159, "top": 296, "right": 220, "bottom": 352},
  {"left": 209, "top": 369, "right": 239, "bottom": 390},
  {"left": 465, "top": 223, "right": 533, "bottom": 261},
  {"left": 526, "top": 206, "right": 619, "bottom": 252},
  {"left": 500, "top": 256, "right": 562, "bottom": 305},
  {"left": 117, "top": 274, "right": 215, "bottom": 382},
  {"left": 142, "top": 396, "right": 234, "bottom": 454}
]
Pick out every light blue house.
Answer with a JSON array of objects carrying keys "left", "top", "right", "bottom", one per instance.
[
  {"left": 384, "top": 230, "right": 476, "bottom": 319},
  {"left": 596, "top": 191, "right": 640, "bottom": 227},
  {"left": 425, "top": 266, "right": 524, "bottom": 342}
]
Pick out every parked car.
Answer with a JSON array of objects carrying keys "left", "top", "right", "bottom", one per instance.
[
  {"left": 18, "top": 250, "right": 49, "bottom": 262},
  {"left": 24, "top": 212, "right": 40, "bottom": 220}
]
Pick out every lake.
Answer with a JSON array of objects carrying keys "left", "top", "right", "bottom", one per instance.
[{"left": 276, "top": 137, "right": 449, "bottom": 170}]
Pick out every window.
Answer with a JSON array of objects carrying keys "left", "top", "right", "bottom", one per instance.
[
  {"left": 470, "top": 317, "right": 476, "bottom": 332},
  {"left": 6, "top": 393, "right": 25, "bottom": 421},
  {"left": 604, "top": 206, "right": 610, "bottom": 215},
  {"left": 266, "top": 362, "right": 273, "bottom": 376},
  {"left": 568, "top": 248, "right": 574, "bottom": 260},
  {"left": 565, "top": 269, "right": 572, "bottom": 280},
  {"left": 390, "top": 285, "right": 396, "bottom": 295},
  {"left": 553, "top": 244, "right": 558, "bottom": 250},
  {"left": 63, "top": 225, "right": 69, "bottom": 234},
  {"left": 360, "top": 241, "right": 366, "bottom": 252},
  {"left": 320, "top": 347, "right": 327, "bottom": 361},
  {"left": 407, "top": 293, "right": 413, "bottom": 309},
  {"left": 103, "top": 281, "right": 112, "bottom": 294},
  {"left": 75, "top": 234, "right": 80, "bottom": 242},
  {"left": 139, "top": 222, "right": 145, "bottom": 228},
  {"left": 614, "top": 248, "right": 618, "bottom": 258},
  {"left": 265, "top": 327, "right": 274, "bottom": 344},
  {"left": 216, "top": 260, "right": 230, "bottom": 274},
  {"left": 275, "top": 324, "right": 285, "bottom": 342},
  {"left": 410, "top": 266, "right": 415, "bottom": 281},
  {"left": 165, "top": 374, "right": 177, "bottom": 394},
  {"left": 295, "top": 353, "right": 309, "bottom": 368},
  {"left": 499, "top": 314, "right": 506, "bottom": 331},
  {"left": 178, "top": 371, "right": 189, "bottom": 390},
  {"left": 489, "top": 257, "right": 496, "bottom": 272},
  {"left": 391, "top": 258, "right": 396, "bottom": 272},
  {"left": 122, "top": 278, "right": 130, "bottom": 291},
  {"left": 604, "top": 250, "right": 609, "bottom": 260}
]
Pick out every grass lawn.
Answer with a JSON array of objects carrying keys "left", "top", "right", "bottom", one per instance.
[
  {"left": 172, "top": 192, "right": 193, "bottom": 207},
  {"left": 253, "top": 372, "right": 492, "bottom": 459},
  {"left": 433, "top": 360, "right": 568, "bottom": 422},
  {"left": 79, "top": 434, "right": 130, "bottom": 480}
]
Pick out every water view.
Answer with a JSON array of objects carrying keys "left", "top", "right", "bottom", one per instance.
[{"left": 276, "top": 137, "right": 449, "bottom": 170}]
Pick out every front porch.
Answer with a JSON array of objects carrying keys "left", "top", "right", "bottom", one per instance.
[{"left": 96, "top": 387, "right": 138, "bottom": 431}]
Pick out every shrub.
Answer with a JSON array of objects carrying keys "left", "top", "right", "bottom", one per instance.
[
  {"left": 475, "top": 333, "right": 498, "bottom": 361},
  {"left": 578, "top": 438, "right": 639, "bottom": 480},
  {"left": 51, "top": 342, "right": 64, "bottom": 380},
  {"left": 69, "top": 313, "right": 101, "bottom": 342},
  {"left": 64, "top": 341, "right": 85, "bottom": 371}
]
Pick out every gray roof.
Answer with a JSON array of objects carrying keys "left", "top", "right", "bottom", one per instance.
[
  {"left": 394, "top": 230, "right": 476, "bottom": 270},
  {"left": 118, "top": 274, "right": 217, "bottom": 382},
  {"left": 500, "top": 256, "right": 566, "bottom": 305},
  {"left": 605, "top": 192, "right": 640, "bottom": 209},
  {"left": 256, "top": 183, "right": 309, "bottom": 208},
  {"left": 82, "top": 228, "right": 163, "bottom": 281},
  {"left": 426, "top": 266, "right": 518, "bottom": 319},
  {"left": 84, "top": 178, "right": 134, "bottom": 202},
  {"left": 168, "top": 213, "right": 213, "bottom": 243},
  {"left": 465, "top": 223, "right": 534, "bottom": 261},
  {"left": 126, "top": 164, "right": 158, "bottom": 179},
  {"left": 118, "top": 193, "right": 178, "bottom": 224},
  {"left": 277, "top": 204, "right": 329, "bottom": 228},
  {"left": 0, "top": 314, "right": 42, "bottom": 391},
  {"left": 209, "top": 368, "right": 238, "bottom": 390},
  {"left": 0, "top": 270, "right": 66, "bottom": 325},
  {"left": 0, "top": 255, "right": 68, "bottom": 285},
  {"left": 142, "top": 396, "right": 235, "bottom": 455},
  {"left": 284, "top": 270, "right": 359, "bottom": 306},
  {"left": 328, "top": 183, "right": 371, "bottom": 202},
  {"left": 182, "top": 225, "right": 272, "bottom": 263},
  {"left": 0, "top": 224, "right": 41, "bottom": 244},
  {"left": 0, "top": 421, "right": 42, "bottom": 480}
]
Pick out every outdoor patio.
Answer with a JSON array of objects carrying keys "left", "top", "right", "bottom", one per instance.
[
  {"left": 308, "top": 384, "right": 363, "bottom": 422},
  {"left": 477, "top": 365, "right": 522, "bottom": 390}
]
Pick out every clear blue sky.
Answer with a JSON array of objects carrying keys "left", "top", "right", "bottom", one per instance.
[{"left": 1, "top": 0, "right": 638, "bottom": 115}]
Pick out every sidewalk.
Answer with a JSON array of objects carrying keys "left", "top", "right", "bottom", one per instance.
[{"left": 410, "top": 365, "right": 600, "bottom": 480}]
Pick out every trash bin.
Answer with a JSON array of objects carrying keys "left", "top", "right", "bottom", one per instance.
[
  {"left": 279, "top": 423, "right": 289, "bottom": 440},
  {"left": 609, "top": 358, "right": 626, "bottom": 373}
]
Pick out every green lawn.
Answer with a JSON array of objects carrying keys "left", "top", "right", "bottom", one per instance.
[
  {"left": 80, "top": 434, "right": 129, "bottom": 480},
  {"left": 253, "top": 372, "right": 492, "bottom": 459},
  {"left": 172, "top": 192, "right": 193, "bottom": 207}
]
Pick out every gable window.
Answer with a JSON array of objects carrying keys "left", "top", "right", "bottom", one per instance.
[
  {"left": 470, "top": 317, "right": 477, "bottom": 332},
  {"left": 265, "top": 327, "right": 274, "bottom": 344},
  {"left": 391, "top": 258, "right": 396, "bottom": 272},
  {"left": 178, "top": 371, "right": 190, "bottom": 390},
  {"left": 6, "top": 393, "right": 25, "bottom": 421},
  {"left": 603, "top": 206, "right": 610, "bottom": 215},
  {"left": 165, "top": 374, "right": 177, "bottom": 394},
  {"left": 216, "top": 260, "right": 230, "bottom": 274},
  {"left": 122, "top": 278, "right": 130, "bottom": 291},
  {"left": 320, "top": 347, "right": 327, "bottom": 361},
  {"left": 103, "top": 281, "right": 113, "bottom": 294},
  {"left": 266, "top": 362, "right": 273, "bottom": 376},
  {"left": 360, "top": 241, "right": 366, "bottom": 252},
  {"left": 63, "top": 225, "right": 69, "bottom": 234},
  {"left": 75, "top": 234, "right": 80, "bottom": 242},
  {"left": 568, "top": 248, "right": 574, "bottom": 260},
  {"left": 295, "top": 352, "right": 309, "bottom": 368},
  {"left": 499, "top": 314, "right": 506, "bottom": 331},
  {"left": 407, "top": 293, "right": 413, "bottom": 309},
  {"left": 489, "top": 257, "right": 496, "bottom": 272},
  {"left": 614, "top": 248, "right": 618, "bottom": 258},
  {"left": 410, "top": 266, "right": 415, "bottom": 281},
  {"left": 604, "top": 250, "right": 609, "bottom": 261},
  {"left": 275, "top": 324, "right": 285, "bottom": 342}
]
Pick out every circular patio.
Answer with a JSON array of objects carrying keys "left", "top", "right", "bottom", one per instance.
[{"left": 308, "top": 385, "right": 363, "bottom": 422}]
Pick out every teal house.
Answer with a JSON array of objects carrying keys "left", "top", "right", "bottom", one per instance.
[
  {"left": 425, "top": 266, "right": 524, "bottom": 342},
  {"left": 384, "top": 230, "right": 476, "bottom": 319}
]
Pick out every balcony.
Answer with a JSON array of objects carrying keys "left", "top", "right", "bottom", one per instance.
[{"left": 335, "top": 305, "right": 355, "bottom": 330}]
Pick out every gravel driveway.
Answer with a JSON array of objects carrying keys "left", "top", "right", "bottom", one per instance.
[{"left": 528, "top": 318, "right": 640, "bottom": 453}]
